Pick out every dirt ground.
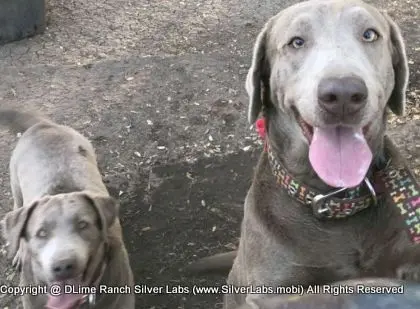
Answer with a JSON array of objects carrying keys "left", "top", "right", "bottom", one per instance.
[{"left": 0, "top": 0, "right": 418, "bottom": 308}]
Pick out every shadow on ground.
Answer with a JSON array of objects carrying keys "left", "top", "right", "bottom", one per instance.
[{"left": 113, "top": 149, "right": 259, "bottom": 309}]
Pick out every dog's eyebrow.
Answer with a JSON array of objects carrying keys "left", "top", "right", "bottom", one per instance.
[
  {"left": 287, "top": 16, "right": 313, "bottom": 38},
  {"left": 273, "top": 16, "right": 313, "bottom": 50},
  {"left": 345, "top": 7, "right": 388, "bottom": 33},
  {"left": 33, "top": 219, "right": 56, "bottom": 232}
]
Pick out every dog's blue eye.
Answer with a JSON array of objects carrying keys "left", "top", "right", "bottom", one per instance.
[
  {"left": 362, "top": 29, "right": 379, "bottom": 42},
  {"left": 77, "top": 220, "right": 89, "bottom": 230},
  {"left": 289, "top": 37, "right": 305, "bottom": 48},
  {"left": 36, "top": 228, "right": 48, "bottom": 238}
]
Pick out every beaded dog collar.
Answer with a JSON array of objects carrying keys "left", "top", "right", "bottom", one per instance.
[
  {"left": 266, "top": 143, "right": 380, "bottom": 219},
  {"left": 256, "top": 118, "right": 420, "bottom": 243}
]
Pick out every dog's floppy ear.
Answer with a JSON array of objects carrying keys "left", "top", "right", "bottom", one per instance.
[
  {"left": 2, "top": 201, "right": 39, "bottom": 259},
  {"left": 246, "top": 21, "right": 272, "bottom": 124},
  {"left": 383, "top": 13, "right": 409, "bottom": 116},
  {"left": 81, "top": 191, "right": 119, "bottom": 235}
]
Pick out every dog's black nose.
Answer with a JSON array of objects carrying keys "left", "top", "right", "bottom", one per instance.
[
  {"left": 52, "top": 258, "right": 77, "bottom": 280},
  {"left": 318, "top": 76, "right": 368, "bottom": 116}
]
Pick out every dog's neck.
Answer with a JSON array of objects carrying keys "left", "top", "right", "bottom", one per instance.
[
  {"left": 264, "top": 107, "right": 387, "bottom": 193},
  {"left": 89, "top": 232, "right": 134, "bottom": 308}
]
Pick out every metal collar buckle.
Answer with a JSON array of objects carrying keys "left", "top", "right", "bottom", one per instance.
[
  {"left": 81, "top": 293, "right": 96, "bottom": 308},
  {"left": 311, "top": 178, "right": 377, "bottom": 219}
]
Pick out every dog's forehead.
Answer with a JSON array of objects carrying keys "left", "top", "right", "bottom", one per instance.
[
  {"left": 268, "top": 0, "right": 388, "bottom": 39},
  {"left": 27, "top": 195, "right": 97, "bottom": 228},
  {"left": 283, "top": 0, "right": 381, "bottom": 14}
]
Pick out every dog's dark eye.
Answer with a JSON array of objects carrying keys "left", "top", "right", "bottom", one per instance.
[
  {"left": 36, "top": 228, "right": 48, "bottom": 238},
  {"left": 77, "top": 220, "right": 89, "bottom": 230},
  {"left": 288, "top": 37, "right": 305, "bottom": 49},
  {"left": 362, "top": 29, "right": 379, "bottom": 42}
]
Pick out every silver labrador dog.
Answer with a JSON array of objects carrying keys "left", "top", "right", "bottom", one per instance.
[
  {"left": 1, "top": 110, "right": 135, "bottom": 309},
  {"left": 215, "top": 0, "right": 418, "bottom": 308}
]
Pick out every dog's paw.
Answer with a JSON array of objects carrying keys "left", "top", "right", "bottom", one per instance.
[{"left": 396, "top": 264, "right": 420, "bottom": 282}]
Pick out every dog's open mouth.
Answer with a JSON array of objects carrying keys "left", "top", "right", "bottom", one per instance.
[
  {"left": 295, "top": 111, "right": 314, "bottom": 142},
  {"left": 47, "top": 278, "right": 85, "bottom": 309},
  {"left": 292, "top": 107, "right": 373, "bottom": 188}
]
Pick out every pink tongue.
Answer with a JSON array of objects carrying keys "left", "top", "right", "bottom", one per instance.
[
  {"left": 309, "top": 127, "right": 372, "bottom": 188},
  {"left": 46, "top": 283, "right": 84, "bottom": 309}
]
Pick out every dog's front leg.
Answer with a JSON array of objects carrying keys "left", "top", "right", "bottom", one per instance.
[
  {"left": 396, "top": 264, "right": 420, "bottom": 282},
  {"left": 391, "top": 245, "right": 420, "bottom": 282}
]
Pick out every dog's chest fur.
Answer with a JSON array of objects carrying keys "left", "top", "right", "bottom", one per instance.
[{"left": 244, "top": 156, "right": 419, "bottom": 286}]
